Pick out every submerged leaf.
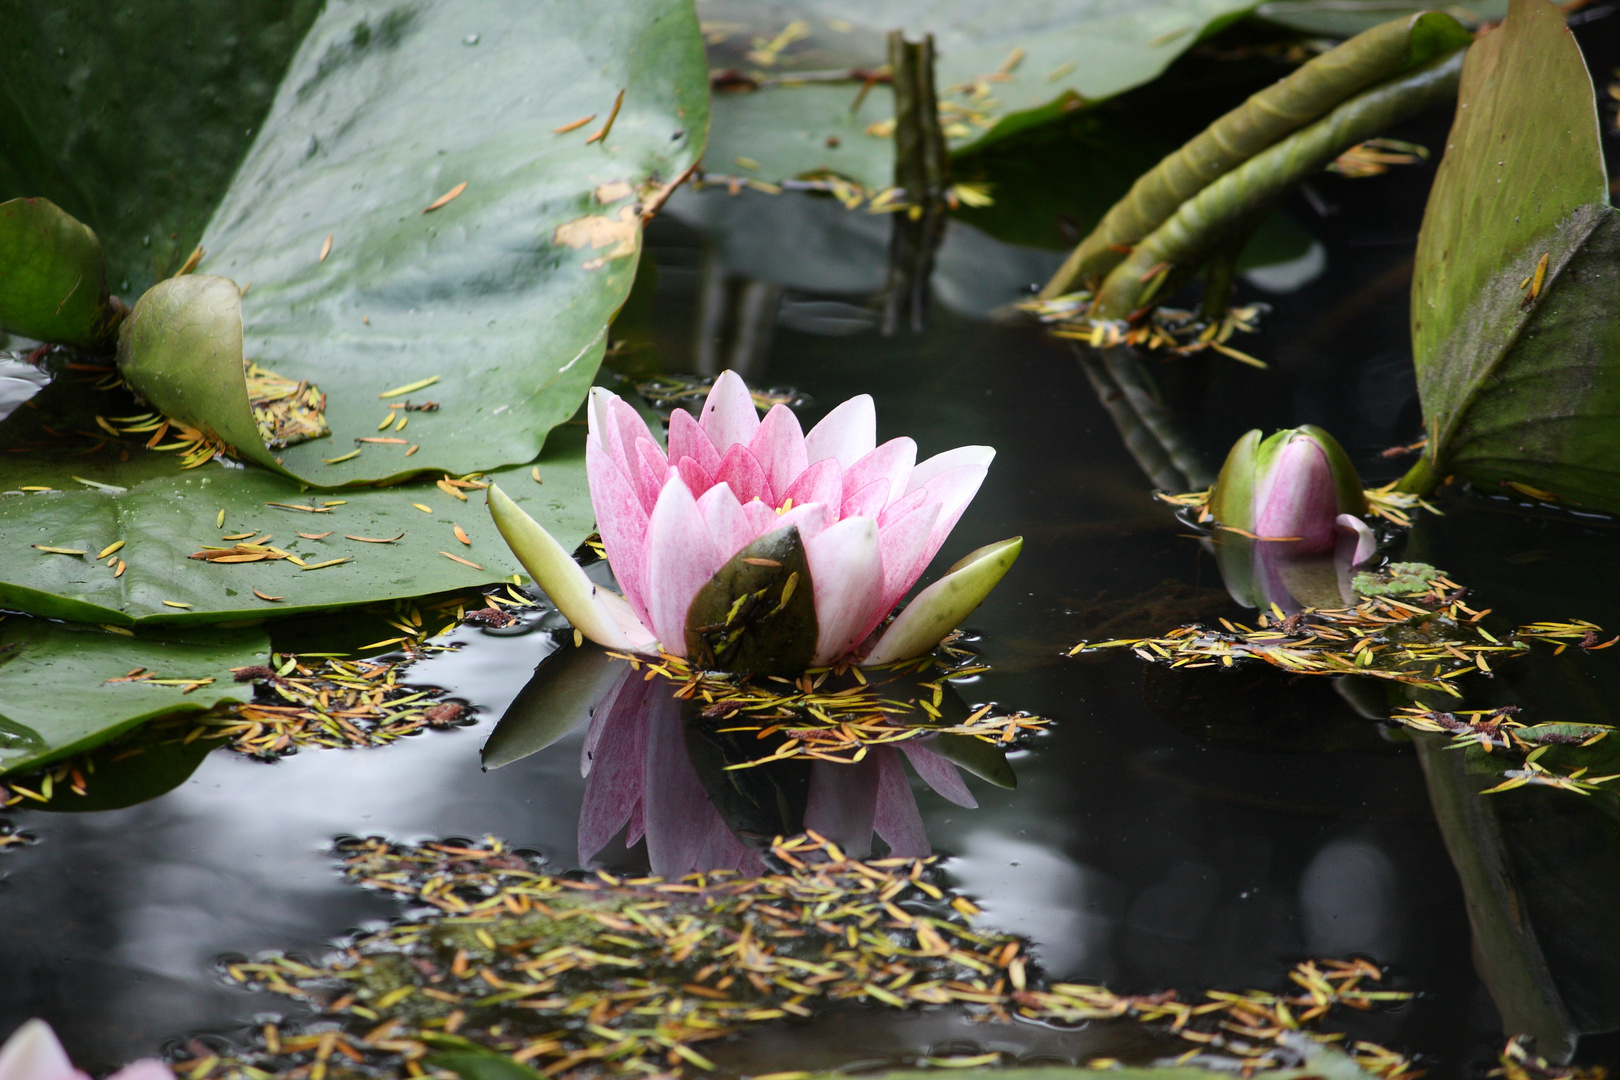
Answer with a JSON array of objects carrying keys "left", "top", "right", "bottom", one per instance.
[{"left": 1403, "top": 0, "right": 1620, "bottom": 510}]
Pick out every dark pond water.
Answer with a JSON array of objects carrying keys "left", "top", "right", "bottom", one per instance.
[{"left": 8, "top": 13, "right": 1620, "bottom": 1079}]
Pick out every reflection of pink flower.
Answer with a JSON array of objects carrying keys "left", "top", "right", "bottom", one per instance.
[
  {"left": 577, "top": 667, "right": 973, "bottom": 876},
  {"left": 489, "top": 372, "right": 1021, "bottom": 673},
  {"left": 0, "top": 1021, "right": 172, "bottom": 1080}
]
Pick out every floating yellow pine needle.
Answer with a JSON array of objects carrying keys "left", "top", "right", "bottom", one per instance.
[
  {"left": 585, "top": 89, "right": 626, "bottom": 145},
  {"left": 453, "top": 524, "right": 471, "bottom": 545},
  {"left": 324, "top": 449, "right": 362, "bottom": 464},
  {"left": 345, "top": 533, "right": 405, "bottom": 544},
  {"left": 440, "top": 551, "right": 484, "bottom": 570},
  {"left": 114, "top": 561, "right": 126, "bottom": 577},
  {"left": 101, "top": 624, "right": 133, "bottom": 636},
  {"left": 531, "top": 466, "right": 542, "bottom": 483},
  {"left": 18, "top": 486, "right": 52, "bottom": 492},
  {"left": 378, "top": 413, "right": 396, "bottom": 431},
  {"left": 216, "top": 509, "right": 226, "bottom": 528},
  {"left": 437, "top": 478, "right": 469, "bottom": 501},
  {"left": 395, "top": 414, "right": 409, "bottom": 432},
  {"left": 223, "top": 532, "right": 255, "bottom": 541},
  {"left": 412, "top": 503, "right": 434, "bottom": 514},
  {"left": 173, "top": 245, "right": 204, "bottom": 276},
  {"left": 297, "top": 531, "right": 333, "bottom": 540},
  {"left": 422, "top": 181, "right": 468, "bottom": 214},
  {"left": 33, "top": 545, "right": 85, "bottom": 556},
  {"left": 253, "top": 588, "right": 284, "bottom": 602},
  {"left": 162, "top": 600, "right": 193, "bottom": 609},
  {"left": 357, "top": 437, "right": 408, "bottom": 445},
  {"left": 266, "top": 502, "right": 331, "bottom": 513},
  {"left": 300, "top": 557, "right": 352, "bottom": 571},
  {"left": 97, "top": 540, "right": 126, "bottom": 559},
  {"left": 380, "top": 375, "right": 440, "bottom": 398},
  {"left": 406, "top": 444, "right": 419, "bottom": 456},
  {"left": 1526, "top": 251, "right": 1550, "bottom": 303},
  {"left": 318, "top": 233, "right": 333, "bottom": 262},
  {"left": 553, "top": 113, "right": 596, "bottom": 134}
]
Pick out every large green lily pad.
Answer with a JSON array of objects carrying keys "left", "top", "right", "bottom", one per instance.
[
  {"left": 701, "top": 0, "right": 1263, "bottom": 192},
  {"left": 0, "top": 0, "right": 322, "bottom": 296},
  {"left": 145, "top": 0, "right": 707, "bottom": 486},
  {"left": 0, "top": 616, "right": 267, "bottom": 777},
  {"left": 1405, "top": 0, "right": 1620, "bottom": 509},
  {"left": 0, "top": 197, "right": 122, "bottom": 349}
]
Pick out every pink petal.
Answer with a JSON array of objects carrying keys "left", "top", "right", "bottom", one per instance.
[
  {"left": 634, "top": 437, "right": 672, "bottom": 512},
  {"left": 873, "top": 747, "right": 930, "bottom": 857},
  {"left": 697, "top": 483, "right": 755, "bottom": 562},
  {"left": 1336, "top": 513, "right": 1377, "bottom": 567},
  {"left": 668, "top": 406, "right": 721, "bottom": 477},
  {"left": 1254, "top": 437, "right": 1338, "bottom": 552},
  {"left": 905, "top": 445, "right": 994, "bottom": 495},
  {"left": 901, "top": 462, "right": 991, "bottom": 582},
  {"left": 804, "top": 393, "right": 877, "bottom": 469},
  {"left": 803, "top": 757, "right": 881, "bottom": 860},
  {"left": 107, "top": 1063, "right": 175, "bottom": 1080},
  {"left": 597, "top": 392, "right": 661, "bottom": 495},
  {"left": 713, "top": 442, "right": 775, "bottom": 507},
  {"left": 901, "top": 740, "right": 977, "bottom": 808},
  {"left": 741, "top": 498, "right": 778, "bottom": 537},
  {"left": 0, "top": 1021, "right": 77, "bottom": 1080},
  {"left": 781, "top": 459, "right": 843, "bottom": 516},
  {"left": 699, "top": 369, "right": 760, "bottom": 454},
  {"left": 842, "top": 437, "right": 916, "bottom": 511},
  {"left": 749, "top": 404, "right": 810, "bottom": 500},
  {"left": 841, "top": 478, "right": 890, "bottom": 522},
  {"left": 877, "top": 499, "right": 942, "bottom": 614},
  {"left": 577, "top": 671, "right": 650, "bottom": 862},
  {"left": 596, "top": 591, "right": 660, "bottom": 653},
  {"left": 626, "top": 800, "right": 646, "bottom": 848},
  {"left": 802, "top": 516, "right": 885, "bottom": 665},
  {"left": 675, "top": 456, "right": 715, "bottom": 499},
  {"left": 643, "top": 476, "right": 725, "bottom": 655},
  {"left": 770, "top": 501, "right": 833, "bottom": 544},
  {"left": 642, "top": 697, "right": 732, "bottom": 876},
  {"left": 586, "top": 435, "right": 652, "bottom": 627}
]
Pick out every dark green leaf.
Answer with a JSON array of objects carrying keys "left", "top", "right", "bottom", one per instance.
[
  {"left": 31, "top": 725, "right": 217, "bottom": 812},
  {"left": 0, "top": 197, "right": 122, "bottom": 349},
  {"left": 0, "top": 616, "right": 266, "bottom": 777},
  {"left": 1403, "top": 0, "right": 1620, "bottom": 510},
  {"left": 684, "top": 527, "right": 817, "bottom": 676},
  {"left": 926, "top": 732, "right": 1015, "bottom": 789},
  {"left": 481, "top": 645, "right": 625, "bottom": 771}
]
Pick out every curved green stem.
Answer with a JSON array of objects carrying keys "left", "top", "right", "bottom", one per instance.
[
  {"left": 1040, "top": 12, "right": 1471, "bottom": 299},
  {"left": 1397, "top": 453, "right": 1442, "bottom": 496},
  {"left": 1090, "top": 48, "right": 1464, "bottom": 319}
]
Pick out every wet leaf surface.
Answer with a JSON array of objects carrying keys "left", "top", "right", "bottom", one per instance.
[{"left": 0, "top": 198, "right": 121, "bottom": 349}]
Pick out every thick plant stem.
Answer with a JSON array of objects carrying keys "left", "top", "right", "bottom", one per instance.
[
  {"left": 1090, "top": 48, "right": 1464, "bottom": 319},
  {"left": 1077, "top": 345, "right": 1213, "bottom": 492},
  {"left": 1040, "top": 12, "right": 1470, "bottom": 299},
  {"left": 1397, "top": 454, "right": 1441, "bottom": 496},
  {"left": 882, "top": 32, "right": 948, "bottom": 335}
]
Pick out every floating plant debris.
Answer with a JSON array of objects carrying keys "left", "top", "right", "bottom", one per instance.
[
  {"left": 1388, "top": 705, "right": 1612, "bottom": 754},
  {"left": 173, "top": 834, "right": 1418, "bottom": 1080},
  {"left": 1073, "top": 564, "right": 1611, "bottom": 696},
  {"left": 1496, "top": 1034, "right": 1610, "bottom": 1080},
  {"left": 609, "top": 641, "right": 1048, "bottom": 768},
  {"left": 1020, "top": 293, "right": 1269, "bottom": 367},
  {"left": 630, "top": 374, "right": 802, "bottom": 415},
  {"left": 246, "top": 361, "right": 331, "bottom": 449},
  {"left": 0, "top": 820, "right": 31, "bottom": 852},
  {"left": 1326, "top": 137, "right": 1429, "bottom": 178},
  {"left": 1157, "top": 481, "right": 1434, "bottom": 529}
]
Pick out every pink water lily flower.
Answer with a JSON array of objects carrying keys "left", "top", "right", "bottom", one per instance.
[
  {"left": 491, "top": 371, "right": 1021, "bottom": 671},
  {"left": 0, "top": 1021, "right": 173, "bottom": 1080}
]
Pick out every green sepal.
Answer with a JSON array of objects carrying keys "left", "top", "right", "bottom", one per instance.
[
  {"left": 1209, "top": 428, "right": 1261, "bottom": 529},
  {"left": 863, "top": 537, "right": 1022, "bottom": 667},
  {"left": 684, "top": 527, "right": 817, "bottom": 677}
]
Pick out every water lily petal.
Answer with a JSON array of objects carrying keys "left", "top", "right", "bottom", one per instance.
[
  {"left": 740, "top": 498, "right": 779, "bottom": 537},
  {"left": 643, "top": 476, "right": 725, "bottom": 655},
  {"left": 780, "top": 458, "right": 843, "bottom": 514},
  {"left": 675, "top": 455, "right": 715, "bottom": 499},
  {"left": 595, "top": 591, "right": 661, "bottom": 653},
  {"left": 488, "top": 483, "right": 643, "bottom": 651},
  {"left": 804, "top": 393, "right": 876, "bottom": 469},
  {"left": 877, "top": 499, "right": 941, "bottom": 615},
  {"left": 106, "top": 1063, "right": 174, "bottom": 1080},
  {"left": 863, "top": 537, "right": 1022, "bottom": 666},
  {"left": 803, "top": 516, "right": 885, "bottom": 665},
  {"left": 700, "top": 369, "right": 760, "bottom": 453},
  {"left": 713, "top": 442, "right": 775, "bottom": 507},
  {"left": 901, "top": 739, "right": 977, "bottom": 808},
  {"left": 697, "top": 483, "right": 755, "bottom": 561},
  {"left": 0, "top": 1020, "right": 78, "bottom": 1080},
  {"left": 749, "top": 404, "right": 810, "bottom": 499},
  {"left": 1336, "top": 513, "right": 1377, "bottom": 567},
  {"left": 803, "top": 756, "right": 880, "bottom": 860},
  {"left": 1253, "top": 435, "right": 1339, "bottom": 552},
  {"left": 668, "top": 405, "right": 721, "bottom": 477},
  {"left": 841, "top": 477, "right": 890, "bottom": 522},
  {"left": 905, "top": 445, "right": 994, "bottom": 494},
  {"left": 873, "top": 746, "right": 930, "bottom": 857},
  {"left": 634, "top": 436, "right": 672, "bottom": 513},
  {"left": 843, "top": 437, "right": 917, "bottom": 510},
  {"left": 770, "top": 501, "right": 833, "bottom": 544},
  {"left": 585, "top": 436, "right": 652, "bottom": 625},
  {"left": 643, "top": 696, "right": 730, "bottom": 877},
  {"left": 903, "top": 461, "right": 991, "bottom": 578},
  {"left": 578, "top": 671, "right": 650, "bottom": 863}
]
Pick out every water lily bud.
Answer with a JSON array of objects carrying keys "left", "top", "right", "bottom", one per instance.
[{"left": 1210, "top": 425, "right": 1366, "bottom": 551}]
